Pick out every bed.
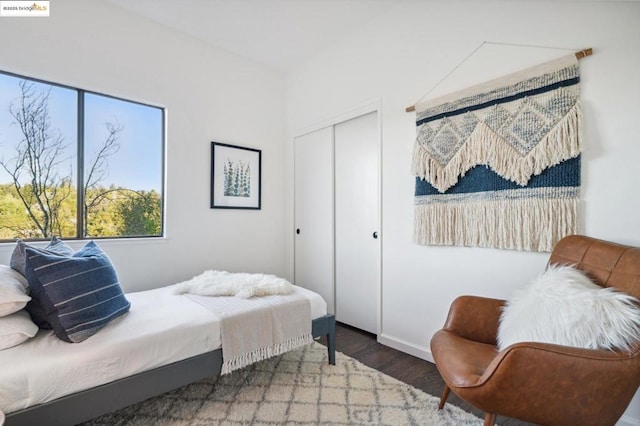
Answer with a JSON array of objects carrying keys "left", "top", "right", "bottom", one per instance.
[{"left": 1, "top": 284, "right": 336, "bottom": 426}]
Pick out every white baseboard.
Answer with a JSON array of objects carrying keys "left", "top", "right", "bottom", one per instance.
[{"left": 377, "top": 333, "right": 434, "bottom": 363}]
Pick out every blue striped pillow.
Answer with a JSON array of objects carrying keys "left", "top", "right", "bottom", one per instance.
[
  {"left": 24, "top": 241, "right": 130, "bottom": 343},
  {"left": 11, "top": 236, "right": 75, "bottom": 277}
]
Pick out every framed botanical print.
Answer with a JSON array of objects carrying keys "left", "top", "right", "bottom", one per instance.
[{"left": 210, "top": 142, "right": 261, "bottom": 209}]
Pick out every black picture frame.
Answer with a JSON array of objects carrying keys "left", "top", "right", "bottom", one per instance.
[{"left": 210, "top": 142, "right": 261, "bottom": 209}]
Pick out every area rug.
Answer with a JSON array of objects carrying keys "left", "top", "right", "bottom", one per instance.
[{"left": 83, "top": 342, "right": 482, "bottom": 425}]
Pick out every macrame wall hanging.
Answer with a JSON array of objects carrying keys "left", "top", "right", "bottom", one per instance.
[{"left": 408, "top": 43, "right": 592, "bottom": 252}]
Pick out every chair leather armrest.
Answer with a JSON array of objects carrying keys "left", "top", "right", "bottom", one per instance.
[
  {"left": 477, "top": 341, "right": 640, "bottom": 390},
  {"left": 442, "top": 296, "right": 505, "bottom": 345}
]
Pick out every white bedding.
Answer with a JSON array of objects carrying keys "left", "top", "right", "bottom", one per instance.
[{"left": 0, "top": 284, "right": 326, "bottom": 415}]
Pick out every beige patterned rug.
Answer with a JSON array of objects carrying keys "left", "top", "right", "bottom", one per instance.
[{"left": 84, "top": 342, "right": 483, "bottom": 425}]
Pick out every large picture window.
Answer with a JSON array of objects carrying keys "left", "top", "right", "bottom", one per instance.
[{"left": 0, "top": 71, "right": 164, "bottom": 241}]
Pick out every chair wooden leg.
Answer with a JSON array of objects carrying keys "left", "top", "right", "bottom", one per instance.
[
  {"left": 438, "top": 385, "right": 451, "bottom": 409},
  {"left": 484, "top": 413, "right": 496, "bottom": 426}
]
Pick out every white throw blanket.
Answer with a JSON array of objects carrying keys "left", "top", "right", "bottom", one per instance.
[
  {"left": 173, "top": 270, "right": 294, "bottom": 299},
  {"left": 175, "top": 271, "right": 312, "bottom": 374}
]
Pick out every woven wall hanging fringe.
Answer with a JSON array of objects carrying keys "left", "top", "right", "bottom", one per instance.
[{"left": 413, "top": 53, "right": 582, "bottom": 252}]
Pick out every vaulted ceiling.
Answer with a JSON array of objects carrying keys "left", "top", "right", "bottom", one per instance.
[{"left": 105, "top": 0, "right": 397, "bottom": 72}]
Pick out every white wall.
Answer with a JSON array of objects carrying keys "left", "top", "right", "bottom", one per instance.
[
  {"left": 0, "top": 0, "right": 288, "bottom": 291},
  {"left": 285, "top": 1, "right": 640, "bottom": 424},
  {"left": 1, "top": 0, "right": 638, "bottom": 422}
]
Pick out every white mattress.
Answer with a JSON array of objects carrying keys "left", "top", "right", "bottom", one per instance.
[{"left": 0, "top": 284, "right": 326, "bottom": 414}]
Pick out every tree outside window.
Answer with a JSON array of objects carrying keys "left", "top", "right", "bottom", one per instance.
[{"left": 0, "top": 72, "right": 164, "bottom": 241}]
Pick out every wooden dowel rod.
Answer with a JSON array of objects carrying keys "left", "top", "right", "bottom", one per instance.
[
  {"left": 574, "top": 47, "right": 593, "bottom": 59},
  {"left": 406, "top": 48, "right": 593, "bottom": 113}
]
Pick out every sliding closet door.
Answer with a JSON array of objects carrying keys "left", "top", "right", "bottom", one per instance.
[
  {"left": 294, "top": 127, "right": 335, "bottom": 314},
  {"left": 334, "top": 111, "right": 380, "bottom": 334}
]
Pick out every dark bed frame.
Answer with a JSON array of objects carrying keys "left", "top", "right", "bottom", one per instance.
[{"left": 5, "top": 314, "right": 336, "bottom": 426}]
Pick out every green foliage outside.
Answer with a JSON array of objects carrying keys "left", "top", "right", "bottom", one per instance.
[{"left": 0, "top": 183, "right": 161, "bottom": 240}]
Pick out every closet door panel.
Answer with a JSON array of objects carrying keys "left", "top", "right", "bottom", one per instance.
[
  {"left": 294, "top": 127, "right": 335, "bottom": 314},
  {"left": 334, "top": 111, "right": 379, "bottom": 334}
]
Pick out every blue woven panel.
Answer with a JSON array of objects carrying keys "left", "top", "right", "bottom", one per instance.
[{"left": 415, "top": 156, "right": 580, "bottom": 198}]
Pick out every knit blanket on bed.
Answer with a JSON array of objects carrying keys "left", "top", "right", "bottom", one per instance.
[{"left": 176, "top": 272, "right": 312, "bottom": 374}]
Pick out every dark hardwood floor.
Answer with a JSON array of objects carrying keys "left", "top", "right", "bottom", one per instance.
[{"left": 321, "top": 322, "right": 535, "bottom": 426}]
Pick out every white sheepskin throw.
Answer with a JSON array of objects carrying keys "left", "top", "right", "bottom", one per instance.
[
  {"left": 172, "top": 270, "right": 294, "bottom": 299},
  {"left": 497, "top": 264, "right": 640, "bottom": 352}
]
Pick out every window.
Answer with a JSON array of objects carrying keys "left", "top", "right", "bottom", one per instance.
[{"left": 0, "top": 71, "right": 164, "bottom": 241}]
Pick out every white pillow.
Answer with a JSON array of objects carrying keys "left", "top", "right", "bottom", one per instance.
[
  {"left": 0, "top": 265, "right": 31, "bottom": 317},
  {"left": 497, "top": 264, "right": 640, "bottom": 352},
  {"left": 0, "top": 310, "right": 38, "bottom": 350}
]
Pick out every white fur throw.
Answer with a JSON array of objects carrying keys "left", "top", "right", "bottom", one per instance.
[
  {"left": 173, "top": 270, "right": 294, "bottom": 299},
  {"left": 497, "top": 264, "right": 640, "bottom": 352}
]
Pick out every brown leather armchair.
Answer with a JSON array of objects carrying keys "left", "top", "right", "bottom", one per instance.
[{"left": 430, "top": 235, "right": 640, "bottom": 426}]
